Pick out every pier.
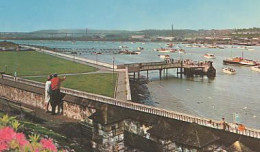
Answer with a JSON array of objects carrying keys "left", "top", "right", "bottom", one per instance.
[{"left": 118, "top": 60, "right": 216, "bottom": 80}]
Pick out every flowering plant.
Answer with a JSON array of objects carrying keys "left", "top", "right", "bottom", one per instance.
[{"left": 0, "top": 115, "right": 59, "bottom": 152}]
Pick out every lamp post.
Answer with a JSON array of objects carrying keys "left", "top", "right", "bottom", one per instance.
[
  {"left": 112, "top": 57, "right": 115, "bottom": 83},
  {"left": 4, "top": 65, "right": 8, "bottom": 74}
]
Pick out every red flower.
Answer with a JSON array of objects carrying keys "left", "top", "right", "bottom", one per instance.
[
  {"left": 0, "top": 127, "right": 16, "bottom": 142},
  {"left": 15, "top": 133, "right": 29, "bottom": 147},
  {"left": 0, "top": 142, "right": 8, "bottom": 152},
  {"left": 40, "top": 138, "right": 57, "bottom": 152}
]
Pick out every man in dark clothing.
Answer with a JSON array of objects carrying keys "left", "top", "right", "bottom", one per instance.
[{"left": 50, "top": 73, "right": 66, "bottom": 115}]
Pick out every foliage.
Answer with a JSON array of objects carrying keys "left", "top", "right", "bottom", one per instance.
[{"left": 0, "top": 115, "right": 62, "bottom": 152}]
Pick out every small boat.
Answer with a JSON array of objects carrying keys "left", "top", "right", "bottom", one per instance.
[
  {"left": 204, "top": 53, "right": 216, "bottom": 59},
  {"left": 167, "top": 43, "right": 174, "bottom": 48},
  {"left": 158, "top": 55, "right": 170, "bottom": 59},
  {"left": 251, "top": 66, "right": 260, "bottom": 72},
  {"left": 178, "top": 49, "right": 186, "bottom": 54},
  {"left": 239, "top": 59, "right": 256, "bottom": 66},
  {"left": 137, "top": 47, "right": 144, "bottom": 50},
  {"left": 223, "top": 67, "right": 236, "bottom": 74},
  {"left": 119, "top": 45, "right": 128, "bottom": 48}
]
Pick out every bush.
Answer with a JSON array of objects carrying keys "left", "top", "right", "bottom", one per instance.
[{"left": 0, "top": 115, "right": 62, "bottom": 152}]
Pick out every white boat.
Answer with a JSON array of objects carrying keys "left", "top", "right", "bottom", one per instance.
[
  {"left": 158, "top": 55, "right": 170, "bottom": 59},
  {"left": 223, "top": 68, "right": 236, "bottom": 74},
  {"left": 119, "top": 45, "right": 128, "bottom": 48},
  {"left": 204, "top": 53, "right": 216, "bottom": 59},
  {"left": 239, "top": 59, "right": 256, "bottom": 66},
  {"left": 137, "top": 47, "right": 144, "bottom": 51},
  {"left": 251, "top": 66, "right": 260, "bottom": 72}
]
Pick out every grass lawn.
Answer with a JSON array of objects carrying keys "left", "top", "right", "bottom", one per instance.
[
  {"left": 29, "top": 73, "right": 117, "bottom": 97},
  {"left": 0, "top": 51, "right": 117, "bottom": 97},
  {"left": 0, "top": 51, "right": 97, "bottom": 76}
]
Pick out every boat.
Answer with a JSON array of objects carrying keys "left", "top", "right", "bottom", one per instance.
[
  {"left": 223, "top": 57, "right": 243, "bottom": 65},
  {"left": 178, "top": 49, "right": 186, "bottom": 54},
  {"left": 137, "top": 47, "right": 144, "bottom": 51},
  {"left": 167, "top": 43, "right": 174, "bottom": 48},
  {"left": 154, "top": 48, "right": 172, "bottom": 53},
  {"left": 239, "top": 59, "right": 256, "bottom": 66},
  {"left": 223, "top": 68, "right": 236, "bottom": 74},
  {"left": 119, "top": 45, "right": 128, "bottom": 48},
  {"left": 158, "top": 55, "right": 170, "bottom": 59},
  {"left": 251, "top": 66, "right": 260, "bottom": 72},
  {"left": 203, "top": 53, "right": 215, "bottom": 59}
]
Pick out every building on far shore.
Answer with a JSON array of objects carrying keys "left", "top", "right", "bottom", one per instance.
[{"left": 131, "top": 35, "right": 145, "bottom": 39}]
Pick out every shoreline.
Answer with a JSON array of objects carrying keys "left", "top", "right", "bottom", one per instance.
[{"left": 129, "top": 76, "right": 154, "bottom": 106}]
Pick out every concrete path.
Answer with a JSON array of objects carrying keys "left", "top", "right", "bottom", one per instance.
[{"left": 115, "top": 71, "right": 127, "bottom": 101}]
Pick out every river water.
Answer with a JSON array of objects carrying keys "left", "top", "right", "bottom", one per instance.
[{"left": 10, "top": 40, "right": 260, "bottom": 129}]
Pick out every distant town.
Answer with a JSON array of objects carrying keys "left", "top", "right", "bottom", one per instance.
[{"left": 1, "top": 27, "right": 260, "bottom": 45}]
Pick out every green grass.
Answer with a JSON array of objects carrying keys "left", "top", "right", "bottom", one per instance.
[
  {"left": 29, "top": 73, "right": 117, "bottom": 97},
  {"left": 0, "top": 51, "right": 117, "bottom": 97},
  {"left": 0, "top": 51, "right": 97, "bottom": 76}
]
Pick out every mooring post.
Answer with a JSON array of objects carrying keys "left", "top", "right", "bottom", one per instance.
[
  {"left": 177, "top": 68, "right": 179, "bottom": 77},
  {"left": 166, "top": 69, "right": 168, "bottom": 79},
  {"left": 159, "top": 69, "right": 162, "bottom": 80},
  {"left": 138, "top": 71, "right": 140, "bottom": 80},
  {"left": 147, "top": 70, "right": 148, "bottom": 81},
  {"left": 181, "top": 60, "right": 183, "bottom": 78},
  {"left": 133, "top": 72, "right": 135, "bottom": 80}
]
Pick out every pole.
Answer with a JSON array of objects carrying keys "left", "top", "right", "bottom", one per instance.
[
  {"left": 112, "top": 57, "right": 115, "bottom": 83},
  {"left": 5, "top": 65, "right": 7, "bottom": 74}
]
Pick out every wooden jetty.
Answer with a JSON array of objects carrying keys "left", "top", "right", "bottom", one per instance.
[{"left": 118, "top": 60, "right": 216, "bottom": 80}]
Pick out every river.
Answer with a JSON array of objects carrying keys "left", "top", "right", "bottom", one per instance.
[{"left": 10, "top": 40, "right": 260, "bottom": 129}]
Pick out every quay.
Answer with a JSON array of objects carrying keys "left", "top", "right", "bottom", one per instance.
[{"left": 118, "top": 60, "right": 216, "bottom": 80}]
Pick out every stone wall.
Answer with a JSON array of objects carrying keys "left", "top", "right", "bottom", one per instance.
[
  {"left": 0, "top": 78, "right": 259, "bottom": 152},
  {"left": 0, "top": 79, "right": 95, "bottom": 121}
]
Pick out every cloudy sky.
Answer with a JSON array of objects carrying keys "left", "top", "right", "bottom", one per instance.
[{"left": 0, "top": 0, "right": 260, "bottom": 32}]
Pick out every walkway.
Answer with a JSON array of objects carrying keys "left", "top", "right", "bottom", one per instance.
[{"left": 115, "top": 71, "right": 127, "bottom": 101}]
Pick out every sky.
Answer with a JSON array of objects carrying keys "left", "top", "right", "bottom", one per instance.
[{"left": 0, "top": 0, "right": 260, "bottom": 32}]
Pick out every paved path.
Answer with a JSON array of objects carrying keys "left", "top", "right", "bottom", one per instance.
[{"left": 115, "top": 71, "right": 127, "bottom": 101}]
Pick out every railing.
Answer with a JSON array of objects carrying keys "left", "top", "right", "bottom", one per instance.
[
  {"left": 21, "top": 45, "right": 119, "bottom": 70},
  {"left": 1, "top": 74, "right": 260, "bottom": 139},
  {"left": 124, "top": 62, "right": 208, "bottom": 72},
  {"left": 125, "top": 67, "right": 131, "bottom": 101}
]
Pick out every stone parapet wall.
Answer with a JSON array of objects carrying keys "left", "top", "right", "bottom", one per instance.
[{"left": 0, "top": 78, "right": 95, "bottom": 121}]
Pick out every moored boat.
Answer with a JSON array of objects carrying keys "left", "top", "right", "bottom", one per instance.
[
  {"left": 239, "top": 59, "right": 257, "bottom": 66},
  {"left": 251, "top": 66, "right": 260, "bottom": 72},
  {"left": 223, "top": 57, "right": 243, "bottom": 65},
  {"left": 204, "top": 53, "right": 215, "bottom": 59},
  {"left": 158, "top": 55, "right": 170, "bottom": 59},
  {"left": 223, "top": 67, "right": 236, "bottom": 74}
]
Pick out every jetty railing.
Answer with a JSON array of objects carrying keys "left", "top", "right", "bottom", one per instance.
[{"left": 1, "top": 74, "right": 260, "bottom": 139}]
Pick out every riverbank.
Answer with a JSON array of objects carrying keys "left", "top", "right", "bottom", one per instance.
[{"left": 129, "top": 76, "right": 154, "bottom": 106}]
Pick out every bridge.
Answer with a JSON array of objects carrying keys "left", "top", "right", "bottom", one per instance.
[
  {"left": 0, "top": 74, "right": 259, "bottom": 151},
  {"left": 1, "top": 74, "right": 259, "bottom": 138}
]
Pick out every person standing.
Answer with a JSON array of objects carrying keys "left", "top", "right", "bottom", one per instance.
[
  {"left": 50, "top": 73, "right": 66, "bottom": 115},
  {"left": 45, "top": 75, "right": 52, "bottom": 112}
]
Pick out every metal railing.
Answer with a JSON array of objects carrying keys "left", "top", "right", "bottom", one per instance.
[{"left": 1, "top": 74, "right": 260, "bottom": 139}]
